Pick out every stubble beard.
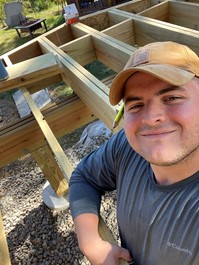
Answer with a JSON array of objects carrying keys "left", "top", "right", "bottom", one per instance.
[{"left": 130, "top": 137, "right": 199, "bottom": 167}]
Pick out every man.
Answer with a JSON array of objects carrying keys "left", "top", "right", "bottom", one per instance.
[{"left": 69, "top": 41, "right": 199, "bottom": 265}]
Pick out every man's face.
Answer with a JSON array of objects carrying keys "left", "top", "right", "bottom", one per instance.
[{"left": 123, "top": 72, "right": 199, "bottom": 167}]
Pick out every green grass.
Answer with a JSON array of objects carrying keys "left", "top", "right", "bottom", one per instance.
[
  {"left": 48, "top": 81, "right": 73, "bottom": 100},
  {"left": 85, "top": 61, "right": 116, "bottom": 80},
  {"left": 0, "top": 4, "right": 65, "bottom": 56}
]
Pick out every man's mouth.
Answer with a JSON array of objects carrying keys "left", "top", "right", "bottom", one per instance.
[{"left": 141, "top": 130, "right": 176, "bottom": 137}]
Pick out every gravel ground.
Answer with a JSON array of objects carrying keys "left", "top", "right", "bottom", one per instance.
[{"left": 0, "top": 92, "right": 119, "bottom": 265}]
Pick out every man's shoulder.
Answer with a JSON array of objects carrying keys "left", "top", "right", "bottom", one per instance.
[
  {"left": 109, "top": 129, "right": 129, "bottom": 150},
  {"left": 112, "top": 129, "right": 127, "bottom": 142},
  {"left": 112, "top": 129, "right": 143, "bottom": 160}
]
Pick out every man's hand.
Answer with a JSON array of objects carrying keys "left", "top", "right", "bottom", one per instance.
[{"left": 82, "top": 237, "right": 132, "bottom": 265}]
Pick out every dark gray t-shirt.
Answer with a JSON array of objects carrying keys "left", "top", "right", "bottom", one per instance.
[{"left": 69, "top": 129, "right": 199, "bottom": 265}]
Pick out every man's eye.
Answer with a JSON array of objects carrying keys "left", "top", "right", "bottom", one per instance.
[
  {"left": 128, "top": 103, "right": 144, "bottom": 111},
  {"left": 167, "top": 96, "right": 179, "bottom": 101},
  {"left": 164, "top": 96, "right": 182, "bottom": 102}
]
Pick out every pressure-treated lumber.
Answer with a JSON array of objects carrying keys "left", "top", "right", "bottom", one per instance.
[
  {"left": 72, "top": 19, "right": 135, "bottom": 52},
  {"left": 110, "top": 9, "right": 199, "bottom": 54},
  {"left": 5, "top": 41, "right": 43, "bottom": 65},
  {"left": 31, "top": 145, "right": 69, "bottom": 196},
  {"left": 25, "top": 73, "right": 62, "bottom": 94},
  {"left": 139, "top": 0, "right": 199, "bottom": 31},
  {"left": 102, "top": 19, "right": 135, "bottom": 46},
  {"left": 0, "top": 212, "right": 11, "bottom": 265},
  {"left": 59, "top": 35, "right": 96, "bottom": 66},
  {"left": 139, "top": 1, "right": 169, "bottom": 21},
  {"left": 78, "top": 0, "right": 151, "bottom": 27},
  {"left": 0, "top": 95, "right": 95, "bottom": 168},
  {"left": 0, "top": 53, "right": 62, "bottom": 93},
  {"left": 39, "top": 37, "right": 122, "bottom": 130},
  {"left": 116, "top": 0, "right": 151, "bottom": 13},
  {"left": 169, "top": 1, "right": 199, "bottom": 30},
  {"left": 69, "top": 22, "right": 135, "bottom": 71},
  {"left": 20, "top": 87, "right": 73, "bottom": 189},
  {"left": 45, "top": 24, "right": 76, "bottom": 46}
]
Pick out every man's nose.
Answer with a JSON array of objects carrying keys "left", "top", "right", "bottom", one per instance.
[{"left": 142, "top": 101, "right": 166, "bottom": 126}]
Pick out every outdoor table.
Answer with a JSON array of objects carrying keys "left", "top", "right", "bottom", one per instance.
[{"left": 14, "top": 18, "right": 47, "bottom": 38}]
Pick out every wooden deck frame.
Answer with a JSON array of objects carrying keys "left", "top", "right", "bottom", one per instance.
[
  {"left": 110, "top": 8, "right": 199, "bottom": 54},
  {"left": 1, "top": 0, "right": 199, "bottom": 263},
  {"left": 139, "top": 0, "right": 199, "bottom": 31}
]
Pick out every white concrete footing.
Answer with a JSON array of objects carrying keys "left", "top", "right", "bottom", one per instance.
[{"left": 42, "top": 181, "right": 69, "bottom": 211}]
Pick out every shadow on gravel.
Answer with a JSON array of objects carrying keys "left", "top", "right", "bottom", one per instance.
[{"left": 7, "top": 203, "right": 84, "bottom": 265}]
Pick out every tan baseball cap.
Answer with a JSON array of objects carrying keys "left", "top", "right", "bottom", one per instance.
[{"left": 109, "top": 41, "right": 199, "bottom": 105}]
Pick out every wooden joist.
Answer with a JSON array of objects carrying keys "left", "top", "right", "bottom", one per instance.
[
  {"left": 0, "top": 53, "right": 62, "bottom": 93},
  {"left": 72, "top": 19, "right": 135, "bottom": 55},
  {"left": 110, "top": 8, "right": 199, "bottom": 54},
  {"left": 102, "top": 19, "right": 135, "bottom": 46},
  {"left": 139, "top": 1, "right": 169, "bottom": 21},
  {"left": 169, "top": 1, "right": 199, "bottom": 30},
  {"left": 4, "top": 41, "right": 43, "bottom": 65},
  {"left": 139, "top": 0, "right": 199, "bottom": 31},
  {"left": 60, "top": 34, "right": 96, "bottom": 66},
  {"left": 39, "top": 36, "right": 121, "bottom": 130},
  {"left": 0, "top": 94, "right": 95, "bottom": 168}
]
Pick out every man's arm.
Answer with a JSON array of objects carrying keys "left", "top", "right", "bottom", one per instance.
[
  {"left": 69, "top": 164, "right": 132, "bottom": 264},
  {"left": 74, "top": 213, "right": 132, "bottom": 265},
  {"left": 69, "top": 130, "right": 132, "bottom": 264}
]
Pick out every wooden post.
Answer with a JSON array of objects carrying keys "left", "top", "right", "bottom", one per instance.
[
  {"left": 20, "top": 87, "right": 72, "bottom": 194},
  {"left": 0, "top": 212, "right": 11, "bottom": 265},
  {"left": 31, "top": 145, "right": 69, "bottom": 197}
]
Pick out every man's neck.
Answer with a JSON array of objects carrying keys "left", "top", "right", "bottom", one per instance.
[{"left": 151, "top": 159, "right": 199, "bottom": 186}]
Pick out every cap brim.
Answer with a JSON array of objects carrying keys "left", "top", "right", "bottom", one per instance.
[{"left": 109, "top": 64, "right": 195, "bottom": 105}]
